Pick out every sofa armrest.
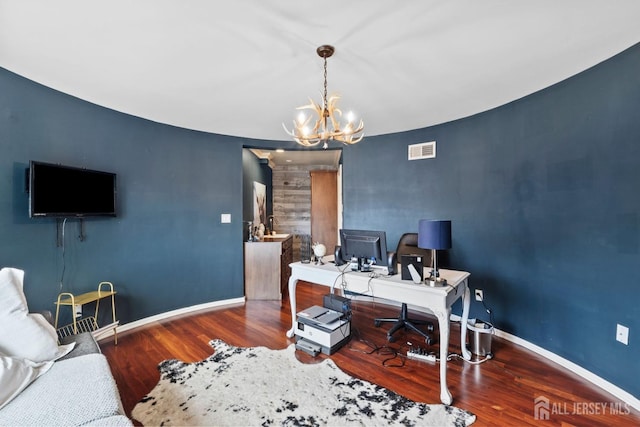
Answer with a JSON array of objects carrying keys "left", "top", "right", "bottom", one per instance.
[{"left": 58, "top": 332, "right": 101, "bottom": 360}]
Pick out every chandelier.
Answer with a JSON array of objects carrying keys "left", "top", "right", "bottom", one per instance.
[{"left": 283, "top": 45, "right": 364, "bottom": 149}]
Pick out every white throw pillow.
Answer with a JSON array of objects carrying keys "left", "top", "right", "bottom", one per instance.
[
  {"left": 0, "top": 268, "right": 74, "bottom": 363},
  {"left": 0, "top": 353, "right": 53, "bottom": 410}
]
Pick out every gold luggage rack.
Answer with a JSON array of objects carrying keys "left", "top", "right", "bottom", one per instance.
[{"left": 54, "top": 281, "right": 119, "bottom": 344}]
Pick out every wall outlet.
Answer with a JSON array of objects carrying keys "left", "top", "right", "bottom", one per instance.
[
  {"left": 475, "top": 289, "right": 484, "bottom": 302},
  {"left": 616, "top": 324, "right": 629, "bottom": 345}
]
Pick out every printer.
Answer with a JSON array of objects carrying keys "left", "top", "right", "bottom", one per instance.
[{"left": 295, "top": 305, "right": 351, "bottom": 356}]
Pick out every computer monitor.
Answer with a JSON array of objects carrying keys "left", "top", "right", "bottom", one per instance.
[{"left": 338, "top": 229, "right": 389, "bottom": 272}]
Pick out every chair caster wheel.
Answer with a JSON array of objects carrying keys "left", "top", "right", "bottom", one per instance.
[
  {"left": 425, "top": 336, "right": 434, "bottom": 346},
  {"left": 427, "top": 323, "right": 435, "bottom": 332},
  {"left": 387, "top": 335, "right": 396, "bottom": 343},
  {"left": 374, "top": 320, "right": 381, "bottom": 327}
]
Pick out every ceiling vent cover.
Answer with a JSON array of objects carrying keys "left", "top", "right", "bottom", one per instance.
[{"left": 408, "top": 141, "right": 436, "bottom": 160}]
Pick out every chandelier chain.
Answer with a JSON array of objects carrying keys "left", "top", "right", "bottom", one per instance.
[{"left": 323, "top": 56, "right": 328, "bottom": 118}]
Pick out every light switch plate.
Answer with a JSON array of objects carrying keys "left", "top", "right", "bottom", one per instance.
[
  {"left": 616, "top": 324, "right": 629, "bottom": 345},
  {"left": 221, "top": 213, "right": 231, "bottom": 223}
]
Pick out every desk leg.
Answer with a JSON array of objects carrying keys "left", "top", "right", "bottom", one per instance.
[
  {"left": 436, "top": 307, "right": 453, "bottom": 405},
  {"left": 286, "top": 274, "right": 300, "bottom": 338},
  {"left": 460, "top": 281, "right": 472, "bottom": 361}
]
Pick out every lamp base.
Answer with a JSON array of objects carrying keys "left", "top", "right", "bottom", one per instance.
[{"left": 425, "top": 276, "right": 448, "bottom": 287}]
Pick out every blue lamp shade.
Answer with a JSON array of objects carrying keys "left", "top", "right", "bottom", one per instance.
[{"left": 418, "top": 220, "right": 452, "bottom": 250}]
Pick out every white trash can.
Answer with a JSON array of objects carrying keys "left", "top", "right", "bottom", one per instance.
[{"left": 467, "top": 320, "right": 494, "bottom": 356}]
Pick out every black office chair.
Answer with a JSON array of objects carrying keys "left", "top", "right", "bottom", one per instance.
[{"left": 374, "top": 233, "right": 435, "bottom": 344}]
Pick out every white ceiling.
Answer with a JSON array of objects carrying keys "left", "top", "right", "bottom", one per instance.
[{"left": 1, "top": 1, "right": 639, "bottom": 145}]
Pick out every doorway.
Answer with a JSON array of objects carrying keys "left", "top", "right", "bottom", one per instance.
[{"left": 246, "top": 148, "right": 342, "bottom": 261}]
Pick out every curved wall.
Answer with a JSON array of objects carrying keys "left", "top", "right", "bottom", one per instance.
[
  {"left": 1, "top": 42, "right": 638, "bottom": 399},
  {"left": 0, "top": 69, "right": 247, "bottom": 326},
  {"left": 342, "top": 43, "right": 639, "bottom": 398}
]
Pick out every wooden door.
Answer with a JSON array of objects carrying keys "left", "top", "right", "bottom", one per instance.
[{"left": 310, "top": 170, "right": 338, "bottom": 251}]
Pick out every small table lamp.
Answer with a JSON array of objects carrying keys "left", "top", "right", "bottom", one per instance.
[{"left": 418, "top": 219, "right": 452, "bottom": 287}]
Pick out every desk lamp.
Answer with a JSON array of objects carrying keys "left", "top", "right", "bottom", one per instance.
[{"left": 418, "top": 219, "right": 452, "bottom": 287}]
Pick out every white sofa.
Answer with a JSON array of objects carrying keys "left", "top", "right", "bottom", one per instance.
[{"left": 0, "top": 268, "right": 132, "bottom": 426}]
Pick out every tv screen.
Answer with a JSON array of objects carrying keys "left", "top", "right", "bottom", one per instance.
[{"left": 28, "top": 161, "right": 117, "bottom": 218}]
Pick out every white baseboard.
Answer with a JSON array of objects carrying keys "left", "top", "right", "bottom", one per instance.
[
  {"left": 96, "top": 296, "right": 245, "bottom": 339},
  {"left": 449, "top": 314, "right": 640, "bottom": 411},
  {"left": 492, "top": 328, "right": 640, "bottom": 412}
]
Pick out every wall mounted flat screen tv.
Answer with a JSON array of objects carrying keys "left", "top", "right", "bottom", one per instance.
[{"left": 28, "top": 160, "right": 117, "bottom": 218}]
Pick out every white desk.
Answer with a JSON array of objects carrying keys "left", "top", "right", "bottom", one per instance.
[{"left": 286, "top": 259, "right": 472, "bottom": 405}]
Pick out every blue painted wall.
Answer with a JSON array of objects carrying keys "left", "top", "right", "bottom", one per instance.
[
  {"left": 1, "top": 68, "right": 246, "bottom": 324},
  {"left": 343, "top": 43, "right": 640, "bottom": 397},
  {"left": 1, "top": 42, "right": 638, "bottom": 398}
]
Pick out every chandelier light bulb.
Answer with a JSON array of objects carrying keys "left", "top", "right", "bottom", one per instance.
[{"left": 346, "top": 111, "right": 355, "bottom": 123}]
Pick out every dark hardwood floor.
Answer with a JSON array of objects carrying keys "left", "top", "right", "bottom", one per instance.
[{"left": 101, "top": 281, "right": 639, "bottom": 426}]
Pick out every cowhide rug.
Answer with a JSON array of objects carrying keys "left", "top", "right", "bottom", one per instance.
[{"left": 132, "top": 339, "right": 476, "bottom": 426}]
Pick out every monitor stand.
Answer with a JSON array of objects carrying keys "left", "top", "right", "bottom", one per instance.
[{"left": 350, "top": 257, "right": 373, "bottom": 272}]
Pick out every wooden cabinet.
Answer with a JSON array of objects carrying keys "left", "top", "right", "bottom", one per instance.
[
  {"left": 244, "top": 234, "right": 293, "bottom": 300},
  {"left": 310, "top": 170, "right": 338, "bottom": 251}
]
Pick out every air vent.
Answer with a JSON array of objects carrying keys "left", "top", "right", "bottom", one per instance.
[{"left": 408, "top": 141, "right": 436, "bottom": 160}]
